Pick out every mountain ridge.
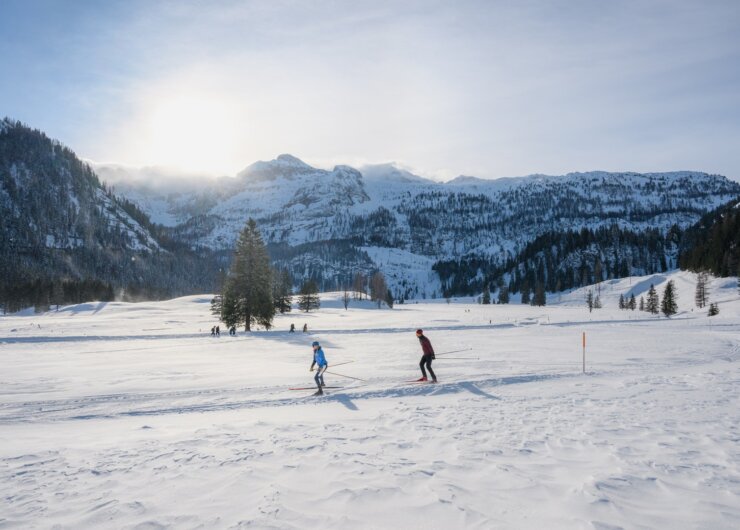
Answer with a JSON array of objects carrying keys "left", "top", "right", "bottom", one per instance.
[{"left": 98, "top": 153, "right": 740, "bottom": 298}]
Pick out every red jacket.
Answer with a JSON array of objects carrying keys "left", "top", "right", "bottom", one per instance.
[{"left": 418, "top": 335, "right": 435, "bottom": 356}]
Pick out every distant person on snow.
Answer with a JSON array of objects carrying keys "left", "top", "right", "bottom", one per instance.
[
  {"left": 303, "top": 323, "right": 308, "bottom": 333},
  {"left": 415, "top": 329, "right": 437, "bottom": 383},
  {"left": 290, "top": 323, "right": 295, "bottom": 333},
  {"left": 211, "top": 326, "right": 215, "bottom": 337},
  {"left": 216, "top": 325, "right": 220, "bottom": 337},
  {"left": 310, "top": 340, "right": 328, "bottom": 395},
  {"left": 229, "top": 326, "right": 236, "bottom": 336}
]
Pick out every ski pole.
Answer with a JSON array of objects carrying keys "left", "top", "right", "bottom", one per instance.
[
  {"left": 435, "top": 357, "right": 479, "bottom": 360},
  {"left": 325, "top": 370, "right": 366, "bottom": 381},
  {"left": 328, "top": 360, "right": 355, "bottom": 368},
  {"left": 435, "top": 348, "right": 473, "bottom": 357}
]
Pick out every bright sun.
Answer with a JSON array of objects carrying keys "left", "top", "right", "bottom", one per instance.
[{"left": 142, "top": 95, "right": 241, "bottom": 173}]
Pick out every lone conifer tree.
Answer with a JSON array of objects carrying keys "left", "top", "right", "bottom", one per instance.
[
  {"left": 618, "top": 293, "right": 625, "bottom": 309},
  {"left": 586, "top": 290, "right": 594, "bottom": 312},
  {"left": 497, "top": 284, "right": 510, "bottom": 304},
  {"left": 661, "top": 280, "right": 678, "bottom": 317},
  {"left": 628, "top": 293, "right": 636, "bottom": 310},
  {"left": 216, "top": 218, "right": 275, "bottom": 331},
  {"left": 272, "top": 269, "right": 293, "bottom": 314},
  {"left": 646, "top": 284, "right": 660, "bottom": 314},
  {"left": 482, "top": 285, "right": 491, "bottom": 305},
  {"left": 533, "top": 282, "right": 546, "bottom": 306},
  {"left": 639, "top": 296, "right": 645, "bottom": 311},
  {"left": 298, "top": 279, "right": 321, "bottom": 312},
  {"left": 708, "top": 302, "right": 719, "bottom": 316},
  {"left": 384, "top": 288, "right": 394, "bottom": 309},
  {"left": 521, "top": 283, "right": 531, "bottom": 305}
]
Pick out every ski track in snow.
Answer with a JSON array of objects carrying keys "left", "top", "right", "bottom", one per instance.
[{"left": 1, "top": 271, "right": 740, "bottom": 529}]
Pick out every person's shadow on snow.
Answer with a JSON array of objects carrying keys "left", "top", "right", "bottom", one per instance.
[{"left": 459, "top": 381, "right": 499, "bottom": 400}]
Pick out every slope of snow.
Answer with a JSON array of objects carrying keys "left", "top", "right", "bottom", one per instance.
[{"left": 1, "top": 271, "right": 739, "bottom": 528}]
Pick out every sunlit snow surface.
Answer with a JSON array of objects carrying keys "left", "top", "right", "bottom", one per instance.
[{"left": 1, "top": 271, "right": 739, "bottom": 528}]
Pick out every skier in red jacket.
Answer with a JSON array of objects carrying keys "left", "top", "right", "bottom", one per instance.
[{"left": 415, "top": 329, "right": 437, "bottom": 383}]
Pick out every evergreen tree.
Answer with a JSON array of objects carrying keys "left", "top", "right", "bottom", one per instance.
[
  {"left": 298, "top": 279, "right": 321, "bottom": 312},
  {"left": 482, "top": 285, "right": 491, "bottom": 305},
  {"left": 708, "top": 302, "right": 719, "bottom": 316},
  {"left": 646, "top": 284, "right": 660, "bottom": 314},
  {"left": 497, "top": 284, "right": 510, "bottom": 304},
  {"left": 520, "top": 283, "right": 531, "bottom": 305},
  {"left": 385, "top": 288, "right": 394, "bottom": 309},
  {"left": 222, "top": 218, "right": 275, "bottom": 331},
  {"left": 216, "top": 285, "right": 242, "bottom": 329},
  {"left": 618, "top": 293, "right": 625, "bottom": 310},
  {"left": 272, "top": 268, "right": 293, "bottom": 314},
  {"left": 628, "top": 293, "right": 636, "bottom": 310},
  {"left": 661, "top": 280, "right": 678, "bottom": 317},
  {"left": 586, "top": 290, "right": 594, "bottom": 312},
  {"left": 533, "top": 282, "right": 546, "bottom": 306},
  {"left": 695, "top": 272, "right": 709, "bottom": 309},
  {"left": 594, "top": 294, "right": 602, "bottom": 309},
  {"left": 210, "top": 294, "right": 223, "bottom": 320},
  {"left": 639, "top": 296, "right": 645, "bottom": 311}
]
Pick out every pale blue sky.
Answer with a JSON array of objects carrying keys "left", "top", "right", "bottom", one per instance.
[{"left": 2, "top": 0, "right": 739, "bottom": 180}]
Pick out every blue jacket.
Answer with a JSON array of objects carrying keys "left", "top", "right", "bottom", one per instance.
[{"left": 313, "top": 347, "right": 327, "bottom": 367}]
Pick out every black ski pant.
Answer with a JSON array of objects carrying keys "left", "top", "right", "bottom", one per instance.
[
  {"left": 314, "top": 365, "right": 327, "bottom": 388},
  {"left": 419, "top": 354, "right": 436, "bottom": 381}
]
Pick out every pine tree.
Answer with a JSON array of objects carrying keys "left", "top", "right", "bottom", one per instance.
[
  {"left": 708, "top": 302, "right": 719, "bottom": 316},
  {"left": 695, "top": 272, "right": 709, "bottom": 309},
  {"left": 482, "top": 285, "right": 491, "bottom": 305},
  {"left": 498, "top": 285, "right": 510, "bottom": 304},
  {"left": 521, "top": 283, "right": 531, "bottom": 305},
  {"left": 216, "top": 285, "right": 242, "bottom": 329},
  {"left": 298, "top": 279, "right": 321, "bottom": 312},
  {"left": 221, "top": 218, "right": 275, "bottom": 331},
  {"left": 639, "top": 296, "right": 645, "bottom": 311},
  {"left": 646, "top": 284, "right": 660, "bottom": 314},
  {"left": 628, "top": 293, "right": 636, "bottom": 310},
  {"left": 594, "top": 294, "right": 602, "bottom": 309},
  {"left": 272, "top": 268, "right": 293, "bottom": 314},
  {"left": 661, "top": 280, "right": 678, "bottom": 317},
  {"left": 384, "top": 288, "right": 394, "bottom": 309},
  {"left": 586, "top": 290, "right": 594, "bottom": 312},
  {"left": 618, "top": 293, "right": 625, "bottom": 310},
  {"left": 533, "top": 282, "right": 546, "bottom": 306}
]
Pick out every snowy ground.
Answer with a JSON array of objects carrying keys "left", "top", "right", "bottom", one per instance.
[{"left": 1, "top": 271, "right": 739, "bottom": 529}]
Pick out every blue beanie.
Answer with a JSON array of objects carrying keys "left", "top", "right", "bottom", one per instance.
[{"left": 312, "top": 341, "right": 320, "bottom": 347}]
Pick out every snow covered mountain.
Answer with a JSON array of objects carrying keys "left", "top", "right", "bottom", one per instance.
[
  {"left": 0, "top": 119, "right": 221, "bottom": 308},
  {"left": 101, "top": 155, "right": 740, "bottom": 298}
]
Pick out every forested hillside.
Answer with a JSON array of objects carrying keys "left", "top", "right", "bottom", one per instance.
[{"left": 0, "top": 119, "right": 223, "bottom": 311}]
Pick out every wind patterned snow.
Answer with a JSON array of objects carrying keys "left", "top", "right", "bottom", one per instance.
[{"left": 1, "top": 271, "right": 739, "bottom": 529}]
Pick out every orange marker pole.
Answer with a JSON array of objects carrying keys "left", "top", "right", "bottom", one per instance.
[{"left": 582, "top": 332, "right": 586, "bottom": 374}]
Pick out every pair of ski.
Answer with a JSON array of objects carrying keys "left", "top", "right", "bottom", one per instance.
[{"left": 290, "top": 379, "right": 440, "bottom": 394}]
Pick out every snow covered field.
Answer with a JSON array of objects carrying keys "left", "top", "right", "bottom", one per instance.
[{"left": 1, "top": 271, "right": 739, "bottom": 529}]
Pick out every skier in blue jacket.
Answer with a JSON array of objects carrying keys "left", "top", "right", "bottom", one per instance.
[{"left": 310, "top": 341, "right": 328, "bottom": 395}]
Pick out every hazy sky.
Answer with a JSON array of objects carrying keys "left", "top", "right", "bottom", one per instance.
[{"left": 2, "top": 0, "right": 739, "bottom": 180}]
